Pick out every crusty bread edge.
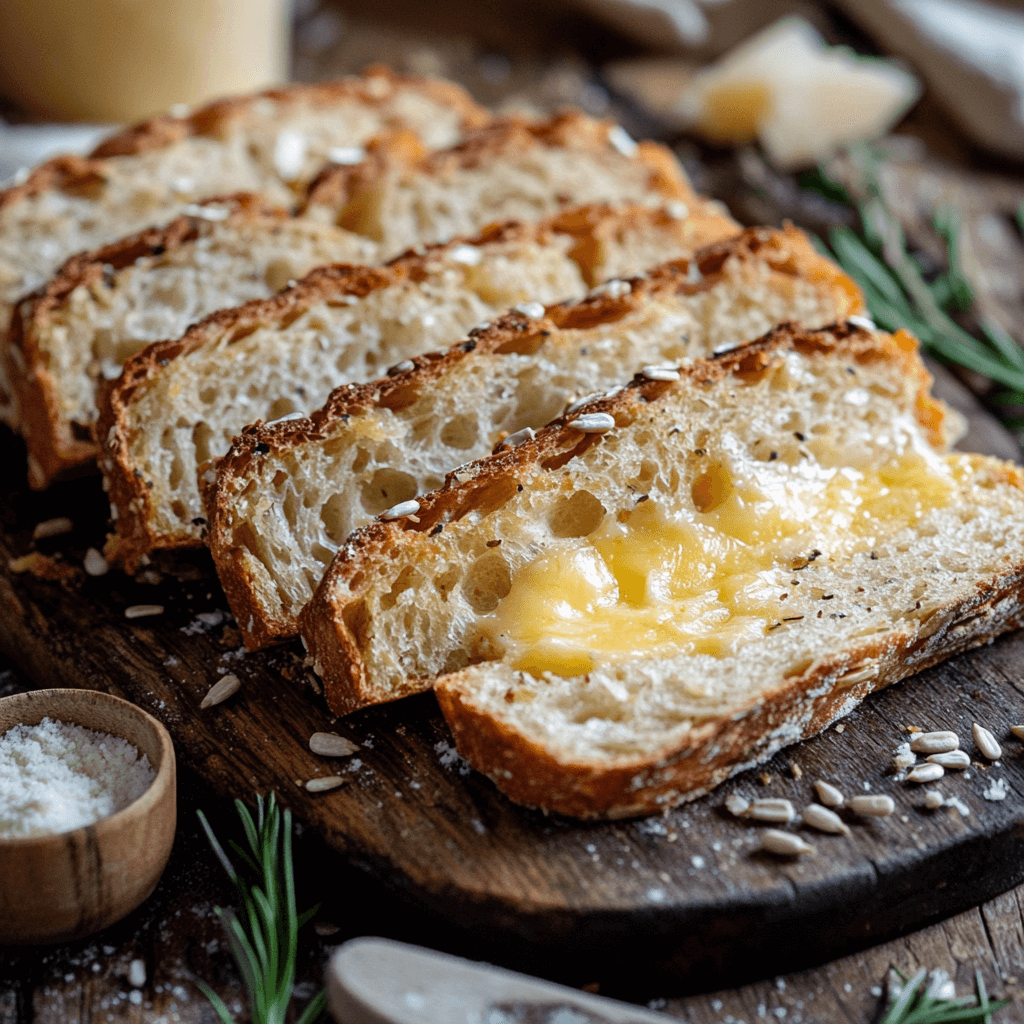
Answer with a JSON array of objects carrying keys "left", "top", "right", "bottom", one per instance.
[
  {"left": 435, "top": 567, "right": 1024, "bottom": 819},
  {"left": 301, "top": 109, "right": 696, "bottom": 219},
  {"left": 11, "top": 194, "right": 284, "bottom": 489},
  {"left": 209, "top": 224, "right": 861, "bottom": 647},
  {"left": 297, "top": 320, "right": 947, "bottom": 715}
]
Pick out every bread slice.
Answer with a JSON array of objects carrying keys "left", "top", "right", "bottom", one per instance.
[
  {"left": 298, "top": 322, "right": 1024, "bottom": 818},
  {"left": 0, "top": 68, "right": 488, "bottom": 425},
  {"left": 300, "top": 111, "right": 695, "bottom": 258},
  {"left": 10, "top": 195, "right": 379, "bottom": 489},
  {"left": 206, "top": 225, "right": 862, "bottom": 649},
  {"left": 97, "top": 202, "right": 740, "bottom": 573}
]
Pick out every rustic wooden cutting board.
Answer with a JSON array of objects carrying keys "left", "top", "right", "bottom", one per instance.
[{"left": 1, "top": 363, "right": 1022, "bottom": 998}]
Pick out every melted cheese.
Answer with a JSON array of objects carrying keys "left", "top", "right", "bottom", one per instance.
[{"left": 493, "top": 450, "right": 969, "bottom": 677}]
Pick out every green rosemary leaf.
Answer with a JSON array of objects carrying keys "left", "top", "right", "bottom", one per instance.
[
  {"left": 981, "top": 322, "right": 1024, "bottom": 372},
  {"left": 198, "top": 794, "right": 327, "bottom": 1024},
  {"left": 829, "top": 225, "right": 908, "bottom": 308},
  {"left": 797, "top": 166, "right": 854, "bottom": 206},
  {"left": 195, "top": 979, "right": 236, "bottom": 1024},
  {"left": 877, "top": 968, "right": 1009, "bottom": 1023}
]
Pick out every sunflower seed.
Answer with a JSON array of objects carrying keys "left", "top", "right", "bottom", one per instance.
[
  {"left": 972, "top": 722, "right": 1002, "bottom": 760},
  {"left": 847, "top": 315, "right": 877, "bottom": 331},
  {"left": 909, "top": 731, "right": 959, "bottom": 754},
  {"left": 801, "top": 803, "right": 850, "bottom": 835},
  {"left": 907, "top": 763, "right": 944, "bottom": 783},
  {"left": 309, "top": 732, "right": 360, "bottom": 757},
  {"left": 33, "top": 517, "right": 74, "bottom": 540},
  {"left": 125, "top": 604, "right": 164, "bottom": 619},
  {"left": 923, "top": 789, "right": 944, "bottom": 809},
  {"left": 760, "top": 830, "right": 815, "bottom": 856},
  {"left": 388, "top": 360, "right": 415, "bottom": 375},
  {"left": 664, "top": 200, "right": 690, "bottom": 220},
  {"left": 564, "top": 393, "right": 602, "bottom": 417},
  {"left": 926, "top": 749, "right": 970, "bottom": 769},
  {"left": 590, "top": 279, "right": 631, "bottom": 300},
  {"left": 314, "top": 921, "right": 341, "bottom": 936},
  {"left": 83, "top": 547, "right": 109, "bottom": 576},
  {"left": 380, "top": 499, "right": 420, "bottom": 520},
  {"left": 570, "top": 412, "right": 616, "bottom": 433},
  {"left": 449, "top": 244, "right": 483, "bottom": 266},
  {"left": 327, "top": 145, "right": 366, "bottom": 165},
  {"left": 813, "top": 780, "right": 845, "bottom": 808},
  {"left": 641, "top": 365, "right": 681, "bottom": 382},
  {"left": 499, "top": 427, "right": 535, "bottom": 449},
  {"left": 1012, "top": 725, "right": 1024, "bottom": 741},
  {"left": 513, "top": 301, "right": 545, "bottom": 319},
  {"left": 305, "top": 776, "right": 346, "bottom": 793},
  {"left": 747, "top": 798, "right": 795, "bottom": 823},
  {"left": 607, "top": 124, "right": 638, "bottom": 157},
  {"left": 200, "top": 673, "right": 241, "bottom": 709},
  {"left": 848, "top": 794, "right": 895, "bottom": 817},
  {"left": 724, "top": 793, "right": 750, "bottom": 817}
]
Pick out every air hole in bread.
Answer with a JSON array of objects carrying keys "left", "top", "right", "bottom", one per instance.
[
  {"left": 169, "top": 454, "right": 185, "bottom": 490},
  {"left": 272, "top": 470, "right": 288, "bottom": 489},
  {"left": 691, "top": 464, "right": 732, "bottom": 513},
  {"left": 342, "top": 598, "right": 369, "bottom": 648},
  {"left": 435, "top": 565, "right": 461, "bottom": 601},
  {"left": 171, "top": 499, "right": 186, "bottom": 520},
  {"left": 462, "top": 550, "right": 512, "bottom": 614},
  {"left": 440, "top": 414, "right": 479, "bottom": 450},
  {"left": 360, "top": 468, "right": 418, "bottom": 516},
  {"left": 193, "top": 421, "right": 214, "bottom": 467},
  {"left": 381, "top": 565, "right": 418, "bottom": 611},
  {"left": 320, "top": 491, "right": 350, "bottom": 543},
  {"left": 311, "top": 543, "right": 335, "bottom": 567},
  {"left": 494, "top": 331, "right": 546, "bottom": 357},
  {"left": 268, "top": 397, "right": 297, "bottom": 420},
  {"left": 548, "top": 490, "right": 607, "bottom": 538},
  {"left": 350, "top": 447, "right": 370, "bottom": 473}
]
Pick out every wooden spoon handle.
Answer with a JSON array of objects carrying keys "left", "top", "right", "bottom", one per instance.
[{"left": 327, "top": 937, "right": 674, "bottom": 1024}]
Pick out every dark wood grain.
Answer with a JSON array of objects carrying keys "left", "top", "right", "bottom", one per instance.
[{"left": 1, "top": 361, "right": 1022, "bottom": 997}]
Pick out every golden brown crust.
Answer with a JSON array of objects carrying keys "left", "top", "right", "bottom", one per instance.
[
  {"left": 0, "top": 68, "right": 489, "bottom": 211},
  {"left": 12, "top": 194, "right": 283, "bottom": 489},
  {"left": 435, "top": 566, "right": 1024, "bottom": 819},
  {"left": 297, "top": 319, "right": 934, "bottom": 715},
  {"left": 206, "top": 224, "right": 859, "bottom": 647},
  {"left": 89, "top": 66, "right": 489, "bottom": 158},
  {"left": 300, "top": 110, "right": 696, "bottom": 220}
]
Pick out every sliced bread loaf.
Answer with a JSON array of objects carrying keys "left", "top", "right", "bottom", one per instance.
[
  {"left": 298, "top": 323, "right": 1024, "bottom": 817},
  {"left": 205, "top": 225, "right": 862, "bottom": 649},
  {"left": 300, "top": 111, "right": 695, "bottom": 258},
  {"left": 0, "top": 68, "right": 488, "bottom": 425},
  {"left": 10, "top": 195, "right": 378, "bottom": 489},
  {"left": 98, "top": 203, "right": 740, "bottom": 573}
]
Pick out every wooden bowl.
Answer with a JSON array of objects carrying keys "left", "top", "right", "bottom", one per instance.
[{"left": 0, "top": 688, "right": 176, "bottom": 944}]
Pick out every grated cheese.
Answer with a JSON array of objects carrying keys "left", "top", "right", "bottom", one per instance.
[{"left": 0, "top": 717, "right": 155, "bottom": 838}]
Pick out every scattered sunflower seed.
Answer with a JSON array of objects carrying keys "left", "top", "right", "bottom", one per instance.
[
  {"left": 607, "top": 124, "right": 638, "bottom": 157},
  {"left": 305, "top": 776, "right": 346, "bottom": 793},
  {"left": 327, "top": 146, "right": 365, "bottom": 165},
  {"left": 972, "top": 722, "right": 1002, "bottom": 760},
  {"left": 200, "top": 673, "right": 241, "bottom": 709},
  {"left": 1011, "top": 725, "right": 1024, "bottom": 741},
  {"left": 848, "top": 794, "right": 895, "bottom": 817},
  {"left": 308, "top": 732, "right": 359, "bottom": 757},
  {"left": 760, "top": 830, "right": 815, "bottom": 856},
  {"left": 125, "top": 604, "right": 164, "bottom": 619},
  {"left": 314, "top": 921, "right": 341, "bottom": 936},
  {"left": 724, "top": 793, "right": 750, "bottom": 817},
  {"left": 388, "top": 360, "right": 415, "bottom": 375},
  {"left": 32, "top": 516, "right": 74, "bottom": 540},
  {"left": 813, "top": 780, "right": 845, "bottom": 808},
  {"left": 923, "top": 789, "right": 944, "bottom": 810},
  {"left": 83, "top": 547, "right": 109, "bottom": 576},
  {"left": 847, "top": 315, "right": 876, "bottom": 331},
  {"left": 448, "top": 244, "right": 483, "bottom": 266},
  {"left": 926, "top": 749, "right": 970, "bottom": 770},
  {"left": 747, "top": 798, "right": 795, "bottom": 824},
  {"left": 801, "top": 803, "right": 850, "bottom": 835},
  {"left": 570, "top": 412, "right": 616, "bottom": 433},
  {"left": 909, "top": 731, "right": 959, "bottom": 754},
  {"left": 380, "top": 499, "right": 420, "bottom": 521},
  {"left": 907, "top": 763, "right": 944, "bottom": 783}
]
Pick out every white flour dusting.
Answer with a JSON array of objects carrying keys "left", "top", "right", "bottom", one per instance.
[{"left": 0, "top": 717, "right": 155, "bottom": 837}]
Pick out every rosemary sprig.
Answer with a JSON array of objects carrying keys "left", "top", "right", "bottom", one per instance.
[
  {"left": 879, "top": 968, "right": 1008, "bottom": 1023},
  {"left": 802, "top": 152, "right": 1024, "bottom": 403},
  {"left": 196, "top": 793, "right": 327, "bottom": 1024}
]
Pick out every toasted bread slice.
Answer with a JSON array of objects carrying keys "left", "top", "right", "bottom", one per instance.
[
  {"left": 298, "top": 322, "right": 1024, "bottom": 817},
  {"left": 206, "top": 225, "right": 862, "bottom": 649},
  {"left": 0, "top": 68, "right": 488, "bottom": 425},
  {"left": 97, "top": 202, "right": 740, "bottom": 573},
  {"left": 301, "top": 111, "right": 695, "bottom": 257},
  {"left": 11, "top": 195, "right": 378, "bottom": 488}
]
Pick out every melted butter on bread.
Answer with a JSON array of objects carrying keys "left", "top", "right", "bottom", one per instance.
[{"left": 493, "top": 437, "right": 967, "bottom": 677}]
